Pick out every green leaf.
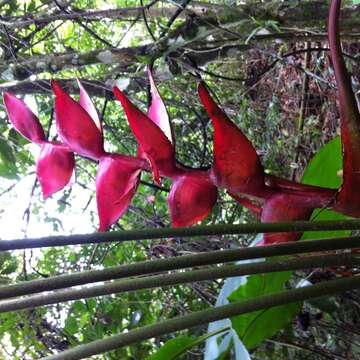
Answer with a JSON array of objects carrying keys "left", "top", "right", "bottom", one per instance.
[
  {"left": 0, "top": 138, "right": 18, "bottom": 179},
  {"left": 64, "top": 316, "right": 78, "bottom": 335},
  {"left": 301, "top": 137, "right": 352, "bottom": 240},
  {"left": 228, "top": 272, "right": 301, "bottom": 350},
  {"left": 8, "top": 128, "right": 30, "bottom": 146},
  {"left": 146, "top": 327, "right": 229, "bottom": 360},
  {"left": 301, "top": 137, "right": 341, "bottom": 188}
]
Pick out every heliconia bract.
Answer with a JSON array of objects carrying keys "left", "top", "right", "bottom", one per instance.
[
  {"left": 168, "top": 170, "right": 218, "bottom": 227},
  {"left": 3, "top": 92, "right": 45, "bottom": 145},
  {"left": 52, "top": 80, "right": 105, "bottom": 160},
  {"left": 113, "top": 86, "right": 179, "bottom": 184},
  {"left": 260, "top": 191, "right": 330, "bottom": 245},
  {"left": 37, "top": 142, "right": 75, "bottom": 199},
  {"left": 77, "top": 78, "right": 102, "bottom": 132},
  {"left": 146, "top": 66, "right": 173, "bottom": 144},
  {"left": 96, "top": 154, "right": 145, "bottom": 231},
  {"left": 198, "top": 82, "right": 269, "bottom": 199},
  {"left": 3, "top": 92, "right": 75, "bottom": 198}
]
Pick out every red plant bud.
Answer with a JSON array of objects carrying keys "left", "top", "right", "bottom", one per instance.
[
  {"left": 3, "top": 92, "right": 45, "bottom": 145},
  {"left": 52, "top": 80, "right": 105, "bottom": 160},
  {"left": 168, "top": 170, "right": 218, "bottom": 227},
  {"left": 198, "top": 82, "right": 267, "bottom": 198},
  {"left": 37, "top": 142, "right": 75, "bottom": 199},
  {"left": 113, "top": 86, "right": 178, "bottom": 184},
  {"left": 96, "top": 154, "right": 144, "bottom": 231}
]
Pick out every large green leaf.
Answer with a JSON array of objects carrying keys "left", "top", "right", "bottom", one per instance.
[
  {"left": 228, "top": 271, "right": 300, "bottom": 350},
  {"left": 146, "top": 327, "right": 229, "bottom": 360},
  {"left": 301, "top": 136, "right": 351, "bottom": 240}
]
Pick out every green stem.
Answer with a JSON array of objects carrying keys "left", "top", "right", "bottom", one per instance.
[
  {"left": 2, "top": 253, "right": 359, "bottom": 313},
  {"left": 42, "top": 274, "right": 360, "bottom": 360},
  {"left": 2, "top": 220, "right": 360, "bottom": 251},
  {"left": 2, "top": 235, "right": 360, "bottom": 299}
]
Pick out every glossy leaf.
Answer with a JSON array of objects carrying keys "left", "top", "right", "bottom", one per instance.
[
  {"left": 198, "top": 82, "right": 267, "bottom": 198},
  {"left": 301, "top": 137, "right": 352, "bottom": 240},
  {"left": 113, "top": 86, "right": 177, "bottom": 183},
  {"left": 228, "top": 271, "right": 301, "bottom": 350},
  {"left": 3, "top": 92, "right": 45, "bottom": 145},
  {"left": 36, "top": 142, "right": 75, "bottom": 199},
  {"left": 147, "top": 328, "right": 228, "bottom": 360},
  {"left": 96, "top": 154, "right": 143, "bottom": 231},
  {"left": 168, "top": 171, "right": 218, "bottom": 227},
  {"left": 52, "top": 80, "right": 105, "bottom": 160}
]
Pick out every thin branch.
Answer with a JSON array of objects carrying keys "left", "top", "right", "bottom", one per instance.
[
  {"left": 3, "top": 237, "right": 360, "bottom": 300},
  {"left": 2, "top": 220, "right": 360, "bottom": 251},
  {"left": 1, "top": 253, "right": 359, "bottom": 313},
  {"left": 43, "top": 274, "right": 360, "bottom": 360}
]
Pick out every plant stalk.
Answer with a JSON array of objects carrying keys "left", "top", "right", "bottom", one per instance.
[
  {"left": 2, "top": 235, "right": 360, "bottom": 299},
  {"left": 2, "top": 219, "right": 360, "bottom": 251},
  {"left": 42, "top": 274, "right": 360, "bottom": 360},
  {"left": 1, "top": 253, "right": 359, "bottom": 313}
]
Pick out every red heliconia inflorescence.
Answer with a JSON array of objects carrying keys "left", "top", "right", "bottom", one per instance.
[
  {"left": 114, "top": 69, "right": 218, "bottom": 228},
  {"left": 51, "top": 80, "right": 147, "bottom": 231},
  {"left": 3, "top": 0, "right": 359, "bottom": 240},
  {"left": 3, "top": 92, "right": 75, "bottom": 199}
]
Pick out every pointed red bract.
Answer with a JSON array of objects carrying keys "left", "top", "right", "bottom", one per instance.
[
  {"left": 52, "top": 80, "right": 105, "bottom": 160},
  {"left": 260, "top": 188, "right": 335, "bottom": 245},
  {"left": 328, "top": 0, "right": 360, "bottom": 217},
  {"left": 77, "top": 79, "right": 102, "bottom": 132},
  {"left": 36, "top": 142, "right": 75, "bottom": 199},
  {"left": 3, "top": 92, "right": 45, "bottom": 145},
  {"left": 198, "top": 82, "right": 267, "bottom": 198},
  {"left": 96, "top": 154, "right": 144, "bottom": 231},
  {"left": 147, "top": 66, "right": 172, "bottom": 143},
  {"left": 113, "top": 86, "right": 178, "bottom": 183},
  {"left": 168, "top": 170, "right": 218, "bottom": 227}
]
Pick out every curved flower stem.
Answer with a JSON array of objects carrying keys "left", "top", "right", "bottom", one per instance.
[
  {"left": 43, "top": 274, "right": 360, "bottom": 360},
  {"left": 329, "top": 0, "right": 360, "bottom": 216},
  {"left": 1, "top": 253, "right": 359, "bottom": 313},
  {"left": 2, "top": 220, "right": 360, "bottom": 251}
]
